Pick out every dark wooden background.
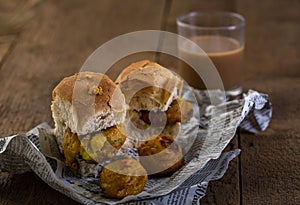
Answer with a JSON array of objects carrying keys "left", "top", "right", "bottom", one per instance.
[{"left": 0, "top": 0, "right": 299, "bottom": 204}]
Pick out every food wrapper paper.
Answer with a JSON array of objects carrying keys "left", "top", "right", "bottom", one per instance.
[{"left": 0, "top": 88, "right": 272, "bottom": 205}]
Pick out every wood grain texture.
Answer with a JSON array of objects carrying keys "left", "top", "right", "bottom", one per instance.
[
  {"left": 238, "top": 3, "right": 300, "bottom": 202},
  {"left": 0, "top": 0, "right": 163, "bottom": 204},
  {"left": 240, "top": 77, "right": 300, "bottom": 205},
  {"left": 241, "top": 130, "right": 300, "bottom": 205},
  {"left": 235, "top": 1, "right": 300, "bottom": 204},
  {"left": 236, "top": 0, "right": 300, "bottom": 81},
  {"left": 0, "top": 0, "right": 164, "bottom": 136},
  {"left": 0, "top": 35, "right": 15, "bottom": 66}
]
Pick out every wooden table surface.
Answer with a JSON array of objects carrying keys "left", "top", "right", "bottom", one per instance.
[{"left": 0, "top": 0, "right": 299, "bottom": 204}]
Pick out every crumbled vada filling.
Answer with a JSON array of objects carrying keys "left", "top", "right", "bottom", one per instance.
[{"left": 62, "top": 125, "right": 126, "bottom": 174}]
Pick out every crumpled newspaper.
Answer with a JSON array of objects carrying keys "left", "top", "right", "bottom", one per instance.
[{"left": 0, "top": 88, "right": 272, "bottom": 205}]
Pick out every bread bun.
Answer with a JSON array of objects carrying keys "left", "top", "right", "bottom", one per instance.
[
  {"left": 51, "top": 72, "right": 126, "bottom": 151},
  {"left": 115, "top": 60, "right": 183, "bottom": 112}
]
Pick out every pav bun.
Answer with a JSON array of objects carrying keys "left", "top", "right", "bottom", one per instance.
[
  {"left": 115, "top": 60, "right": 183, "bottom": 112},
  {"left": 52, "top": 72, "right": 126, "bottom": 149},
  {"left": 51, "top": 72, "right": 127, "bottom": 176}
]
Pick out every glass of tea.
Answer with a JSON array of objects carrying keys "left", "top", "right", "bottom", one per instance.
[{"left": 176, "top": 11, "right": 245, "bottom": 91}]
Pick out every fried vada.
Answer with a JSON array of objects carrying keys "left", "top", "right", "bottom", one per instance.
[
  {"left": 100, "top": 158, "right": 148, "bottom": 198},
  {"left": 138, "top": 134, "right": 184, "bottom": 176}
]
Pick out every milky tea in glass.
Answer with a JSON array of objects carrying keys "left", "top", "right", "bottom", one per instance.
[{"left": 177, "top": 12, "right": 245, "bottom": 90}]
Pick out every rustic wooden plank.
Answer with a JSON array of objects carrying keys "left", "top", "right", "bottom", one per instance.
[
  {"left": 0, "top": 0, "right": 164, "bottom": 204},
  {"left": 236, "top": 0, "right": 300, "bottom": 81},
  {"left": 0, "top": 0, "right": 39, "bottom": 36},
  {"left": 0, "top": 0, "right": 41, "bottom": 68},
  {"left": 241, "top": 130, "right": 300, "bottom": 205},
  {"left": 0, "top": 35, "right": 15, "bottom": 64},
  {"left": 243, "top": 77, "right": 300, "bottom": 125},
  {"left": 162, "top": 1, "right": 240, "bottom": 204},
  {"left": 237, "top": 1, "right": 300, "bottom": 202},
  {"left": 0, "top": 0, "right": 164, "bottom": 136},
  {"left": 240, "top": 77, "right": 300, "bottom": 204}
]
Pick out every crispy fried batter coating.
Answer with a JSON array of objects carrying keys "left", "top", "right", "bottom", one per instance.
[
  {"left": 63, "top": 128, "right": 81, "bottom": 174},
  {"left": 100, "top": 158, "right": 148, "bottom": 198},
  {"left": 103, "top": 124, "right": 127, "bottom": 150},
  {"left": 137, "top": 134, "right": 184, "bottom": 176},
  {"left": 167, "top": 98, "right": 193, "bottom": 124},
  {"left": 63, "top": 125, "right": 126, "bottom": 174}
]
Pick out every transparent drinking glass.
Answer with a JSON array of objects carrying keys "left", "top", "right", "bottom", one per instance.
[{"left": 177, "top": 11, "right": 245, "bottom": 92}]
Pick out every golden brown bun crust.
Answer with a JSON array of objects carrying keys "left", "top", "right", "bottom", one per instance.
[
  {"left": 115, "top": 60, "right": 164, "bottom": 83},
  {"left": 100, "top": 158, "right": 148, "bottom": 198},
  {"left": 52, "top": 72, "right": 126, "bottom": 137},
  {"left": 115, "top": 60, "right": 183, "bottom": 112},
  {"left": 53, "top": 72, "right": 124, "bottom": 115},
  {"left": 138, "top": 134, "right": 184, "bottom": 176}
]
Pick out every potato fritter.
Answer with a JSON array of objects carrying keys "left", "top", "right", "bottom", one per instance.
[
  {"left": 100, "top": 158, "right": 148, "bottom": 198},
  {"left": 63, "top": 125, "right": 126, "bottom": 174},
  {"left": 102, "top": 123, "right": 127, "bottom": 150},
  {"left": 137, "top": 134, "right": 184, "bottom": 176},
  {"left": 63, "top": 128, "right": 81, "bottom": 174},
  {"left": 167, "top": 98, "right": 193, "bottom": 124}
]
